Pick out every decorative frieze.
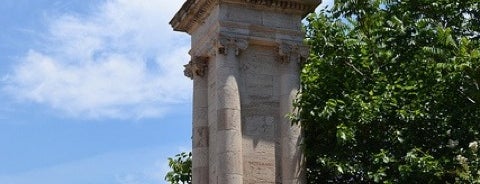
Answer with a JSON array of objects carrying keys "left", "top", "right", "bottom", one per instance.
[
  {"left": 218, "top": 37, "right": 248, "bottom": 56},
  {"left": 170, "top": 0, "right": 217, "bottom": 33},
  {"left": 171, "top": 0, "right": 320, "bottom": 33},
  {"left": 277, "top": 42, "right": 310, "bottom": 64},
  {"left": 184, "top": 56, "right": 209, "bottom": 79},
  {"left": 243, "top": 0, "right": 316, "bottom": 13}
]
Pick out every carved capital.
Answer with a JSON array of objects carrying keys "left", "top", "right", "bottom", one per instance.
[
  {"left": 217, "top": 37, "right": 248, "bottom": 56},
  {"left": 277, "top": 42, "right": 309, "bottom": 64},
  {"left": 184, "top": 56, "right": 209, "bottom": 79}
]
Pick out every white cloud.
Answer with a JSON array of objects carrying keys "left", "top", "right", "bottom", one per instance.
[{"left": 4, "top": 0, "right": 192, "bottom": 119}]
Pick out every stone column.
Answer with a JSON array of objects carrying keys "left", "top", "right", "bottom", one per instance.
[
  {"left": 184, "top": 56, "right": 209, "bottom": 184},
  {"left": 215, "top": 36, "right": 247, "bottom": 184},
  {"left": 171, "top": 1, "right": 321, "bottom": 183},
  {"left": 278, "top": 43, "right": 309, "bottom": 184}
]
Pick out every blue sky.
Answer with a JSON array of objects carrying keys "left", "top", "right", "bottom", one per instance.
[
  {"left": 0, "top": 0, "right": 191, "bottom": 183},
  {"left": 0, "top": 0, "right": 332, "bottom": 183}
]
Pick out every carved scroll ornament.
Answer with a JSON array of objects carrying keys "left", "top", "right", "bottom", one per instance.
[
  {"left": 184, "top": 56, "right": 209, "bottom": 79},
  {"left": 217, "top": 37, "right": 248, "bottom": 56},
  {"left": 277, "top": 42, "right": 310, "bottom": 64}
]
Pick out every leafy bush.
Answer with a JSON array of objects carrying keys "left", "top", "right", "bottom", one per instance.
[
  {"left": 295, "top": 0, "right": 480, "bottom": 183},
  {"left": 165, "top": 152, "right": 192, "bottom": 184}
]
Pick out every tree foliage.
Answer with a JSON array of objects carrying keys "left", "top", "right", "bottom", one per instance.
[
  {"left": 165, "top": 152, "right": 192, "bottom": 184},
  {"left": 295, "top": 0, "right": 480, "bottom": 183}
]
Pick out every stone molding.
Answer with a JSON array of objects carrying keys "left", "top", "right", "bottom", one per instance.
[
  {"left": 184, "top": 56, "right": 209, "bottom": 79},
  {"left": 170, "top": 0, "right": 217, "bottom": 33},
  {"left": 277, "top": 42, "right": 310, "bottom": 64},
  {"left": 170, "top": 0, "right": 321, "bottom": 33},
  {"left": 242, "top": 0, "right": 317, "bottom": 13},
  {"left": 217, "top": 36, "right": 248, "bottom": 56}
]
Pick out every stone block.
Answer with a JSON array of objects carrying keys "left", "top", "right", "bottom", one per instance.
[
  {"left": 208, "top": 81, "right": 217, "bottom": 107},
  {"left": 209, "top": 148, "right": 218, "bottom": 183},
  {"left": 242, "top": 102, "right": 279, "bottom": 116},
  {"left": 193, "top": 107, "right": 208, "bottom": 126},
  {"left": 245, "top": 73, "right": 274, "bottom": 99},
  {"left": 217, "top": 84, "right": 241, "bottom": 109},
  {"left": 262, "top": 11, "right": 300, "bottom": 30},
  {"left": 217, "top": 151, "right": 243, "bottom": 175},
  {"left": 192, "top": 167, "right": 209, "bottom": 184},
  {"left": 216, "top": 174, "right": 243, "bottom": 184},
  {"left": 217, "top": 130, "right": 243, "bottom": 153},
  {"left": 282, "top": 136, "right": 302, "bottom": 159},
  {"left": 208, "top": 60, "right": 217, "bottom": 79},
  {"left": 193, "top": 126, "right": 209, "bottom": 148},
  {"left": 193, "top": 147, "right": 209, "bottom": 167},
  {"left": 249, "top": 26, "right": 277, "bottom": 41},
  {"left": 244, "top": 116, "right": 275, "bottom": 138},
  {"left": 240, "top": 46, "right": 273, "bottom": 65},
  {"left": 217, "top": 108, "right": 241, "bottom": 130},
  {"left": 222, "top": 4, "right": 262, "bottom": 25},
  {"left": 241, "top": 53, "right": 275, "bottom": 75},
  {"left": 279, "top": 74, "right": 300, "bottom": 96},
  {"left": 244, "top": 156, "right": 276, "bottom": 184},
  {"left": 193, "top": 89, "right": 208, "bottom": 108},
  {"left": 242, "top": 137, "right": 276, "bottom": 156}
]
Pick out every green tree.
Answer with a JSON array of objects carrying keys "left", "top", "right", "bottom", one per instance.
[
  {"left": 165, "top": 152, "right": 192, "bottom": 184},
  {"left": 295, "top": 0, "right": 480, "bottom": 183}
]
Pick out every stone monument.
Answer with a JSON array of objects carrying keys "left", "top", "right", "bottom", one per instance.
[{"left": 170, "top": 0, "right": 320, "bottom": 183}]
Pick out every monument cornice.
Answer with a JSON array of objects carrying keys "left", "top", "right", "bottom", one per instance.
[{"left": 170, "top": 0, "right": 321, "bottom": 33}]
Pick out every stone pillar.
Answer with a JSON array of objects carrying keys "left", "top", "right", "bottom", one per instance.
[
  {"left": 215, "top": 36, "right": 247, "bottom": 183},
  {"left": 278, "top": 43, "right": 309, "bottom": 184},
  {"left": 184, "top": 56, "right": 209, "bottom": 184},
  {"left": 171, "top": 1, "right": 321, "bottom": 183}
]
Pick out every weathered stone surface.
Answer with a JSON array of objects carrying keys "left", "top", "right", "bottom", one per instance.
[
  {"left": 244, "top": 116, "right": 275, "bottom": 138},
  {"left": 191, "top": 55, "right": 210, "bottom": 184},
  {"left": 194, "top": 89, "right": 208, "bottom": 106},
  {"left": 241, "top": 52, "right": 275, "bottom": 75},
  {"left": 193, "top": 126, "right": 209, "bottom": 147},
  {"left": 185, "top": 56, "right": 209, "bottom": 79},
  {"left": 171, "top": 0, "right": 320, "bottom": 183},
  {"left": 217, "top": 151, "right": 244, "bottom": 174},
  {"left": 193, "top": 108, "right": 208, "bottom": 125},
  {"left": 218, "top": 37, "right": 248, "bottom": 56},
  {"left": 192, "top": 168, "right": 209, "bottom": 184},
  {"left": 193, "top": 147, "right": 209, "bottom": 167},
  {"left": 217, "top": 109, "right": 241, "bottom": 130},
  {"left": 244, "top": 156, "right": 276, "bottom": 184},
  {"left": 217, "top": 130, "right": 243, "bottom": 153},
  {"left": 217, "top": 174, "right": 244, "bottom": 184},
  {"left": 246, "top": 74, "right": 274, "bottom": 99},
  {"left": 216, "top": 84, "right": 241, "bottom": 109}
]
